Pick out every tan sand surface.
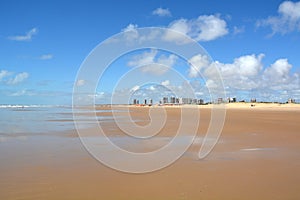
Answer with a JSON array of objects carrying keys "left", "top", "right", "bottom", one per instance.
[{"left": 0, "top": 106, "right": 300, "bottom": 199}]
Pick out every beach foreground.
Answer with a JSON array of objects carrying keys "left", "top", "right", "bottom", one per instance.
[{"left": 1, "top": 105, "right": 300, "bottom": 199}]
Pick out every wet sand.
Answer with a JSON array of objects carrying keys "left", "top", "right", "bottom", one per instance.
[{"left": 1, "top": 106, "right": 300, "bottom": 199}]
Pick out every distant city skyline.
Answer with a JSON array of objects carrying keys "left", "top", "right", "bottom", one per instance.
[{"left": 130, "top": 95, "right": 296, "bottom": 106}]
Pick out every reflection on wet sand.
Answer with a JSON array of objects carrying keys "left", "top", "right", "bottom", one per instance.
[{"left": 0, "top": 106, "right": 300, "bottom": 199}]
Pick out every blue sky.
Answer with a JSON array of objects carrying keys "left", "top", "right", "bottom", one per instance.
[{"left": 1, "top": 0, "right": 300, "bottom": 104}]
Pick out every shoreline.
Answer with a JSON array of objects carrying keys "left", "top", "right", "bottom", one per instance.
[{"left": 100, "top": 102, "right": 300, "bottom": 111}]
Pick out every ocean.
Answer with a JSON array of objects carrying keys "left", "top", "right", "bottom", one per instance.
[{"left": 0, "top": 105, "right": 114, "bottom": 138}]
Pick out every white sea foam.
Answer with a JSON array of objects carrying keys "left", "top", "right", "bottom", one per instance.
[{"left": 0, "top": 104, "right": 68, "bottom": 109}]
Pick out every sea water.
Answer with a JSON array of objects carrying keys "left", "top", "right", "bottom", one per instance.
[{"left": 0, "top": 105, "right": 113, "bottom": 136}]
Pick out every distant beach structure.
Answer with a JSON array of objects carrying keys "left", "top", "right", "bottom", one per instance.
[
  {"left": 228, "top": 97, "right": 237, "bottom": 103},
  {"left": 288, "top": 98, "right": 295, "bottom": 104}
]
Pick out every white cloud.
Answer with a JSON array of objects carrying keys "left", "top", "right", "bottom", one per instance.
[
  {"left": 265, "top": 59, "right": 291, "bottom": 78},
  {"left": 76, "top": 79, "right": 85, "bottom": 86},
  {"left": 279, "top": 1, "right": 300, "bottom": 20},
  {"left": 188, "top": 53, "right": 265, "bottom": 90},
  {"left": 149, "top": 85, "right": 156, "bottom": 91},
  {"left": 201, "top": 54, "right": 264, "bottom": 77},
  {"left": 39, "top": 54, "right": 53, "bottom": 60},
  {"left": 127, "top": 49, "right": 156, "bottom": 67},
  {"left": 140, "top": 64, "right": 171, "bottom": 75},
  {"left": 263, "top": 58, "right": 293, "bottom": 86},
  {"left": 138, "top": 29, "right": 162, "bottom": 43},
  {"left": 233, "top": 26, "right": 245, "bottom": 35},
  {"left": 164, "top": 14, "right": 228, "bottom": 42},
  {"left": 10, "top": 89, "right": 31, "bottom": 97},
  {"left": 232, "top": 54, "right": 264, "bottom": 77},
  {"left": 188, "top": 54, "right": 211, "bottom": 77},
  {"left": 161, "top": 80, "right": 170, "bottom": 86},
  {"left": 94, "top": 92, "right": 105, "bottom": 98},
  {"left": 122, "top": 24, "right": 139, "bottom": 41},
  {"left": 202, "top": 54, "right": 264, "bottom": 90},
  {"left": 8, "top": 28, "right": 38, "bottom": 41},
  {"left": 214, "top": 54, "right": 264, "bottom": 90},
  {"left": 163, "top": 19, "right": 190, "bottom": 44},
  {"left": 205, "top": 79, "right": 218, "bottom": 89},
  {"left": 0, "top": 70, "right": 29, "bottom": 85},
  {"left": 193, "top": 54, "right": 300, "bottom": 101},
  {"left": 120, "top": 14, "right": 228, "bottom": 44},
  {"left": 130, "top": 85, "right": 140, "bottom": 92},
  {"left": 257, "top": 1, "right": 300, "bottom": 34},
  {"left": 127, "top": 49, "right": 178, "bottom": 75},
  {"left": 193, "top": 15, "right": 229, "bottom": 41},
  {"left": 156, "top": 54, "right": 177, "bottom": 68},
  {"left": 95, "top": 58, "right": 300, "bottom": 103},
  {"left": 0, "top": 70, "right": 10, "bottom": 81},
  {"left": 152, "top": 7, "right": 171, "bottom": 17},
  {"left": 122, "top": 23, "right": 138, "bottom": 32},
  {"left": 7, "top": 72, "right": 29, "bottom": 85}
]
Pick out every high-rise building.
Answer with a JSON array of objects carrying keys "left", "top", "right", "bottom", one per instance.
[
  {"left": 197, "top": 99, "right": 204, "bottom": 105},
  {"left": 170, "top": 97, "right": 176, "bottom": 104},
  {"left": 217, "top": 98, "right": 223, "bottom": 104},
  {"left": 163, "top": 97, "right": 168, "bottom": 104},
  {"left": 192, "top": 99, "right": 198, "bottom": 104},
  {"left": 228, "top": 97, "right": 237, "bottom": 103},
  {"left": 133, "top": 99, "right": 137, "bottom": 104},
  {"left": 288, "top": 98, "right": 295, "bottom": 103},
  {"left": 180, "top": 97, "right": 192, "bottom": 104}
]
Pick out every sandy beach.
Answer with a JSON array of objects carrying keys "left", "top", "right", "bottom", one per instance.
[{"left": 1, "top": 104, "right": 300, "bottom": 199}]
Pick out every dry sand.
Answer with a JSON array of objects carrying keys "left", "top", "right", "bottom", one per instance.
[{"left": 1, "top": 104, "right": 300, "bottom": 199}]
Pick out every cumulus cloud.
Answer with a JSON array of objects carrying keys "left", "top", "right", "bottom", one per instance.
[
  {"left": 211, "top": 54, "right": 264, "bottom": 90},
  {"left": 8, "top": 28, "right": 38, "bottom": 41},
  {"left": 163, "top": 19, "right": 190, "bottom": 43},
  {"left": 7, "top": 72, "right": 29, "bottom": 85},
  {"left": 263, "top": 58, "right": 295, "bottom": 89},
  {"left": 229, "top": 54, "right": 264, "bottom": 77},
  {"left": 156, "top": 54, "right": 177, "bottom": 69},
  {"left": 257, "top": 1, "right": 300, "bottom": 34},
  {"left": 121, "top": 14, "right": 228, "bottom": 44},
  {"left": 188, "top": 54, "right": 211, "bottom": 77},
  {"left": 39, "top": 54, "right": 53, "bottom": 60},
  {"left": 127, "top": 49, "right": 178, "bottom": 75},
  {"left": 164, "top": 14, "right": 228, "bottom": 42},
  {"left": 92, "top": 52, "right": 299, "bottom": 103},
  {"left": 127, "top": 49, "right": 156, "bottom": 67},
  {"left": 122, "top": 24, "right": 139, "bottom": 41},
  {"left": 152, "top": 7, "right": 171, "bottom": 17},
  {"left": 97, "top": 56, "right": 300, "bottom": 103},
  {"left": 189, "top": 53, "right": 300, "bottom": 101},
  {"left": 264, "top": 59, "right": 291, "bottom": 80}
]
